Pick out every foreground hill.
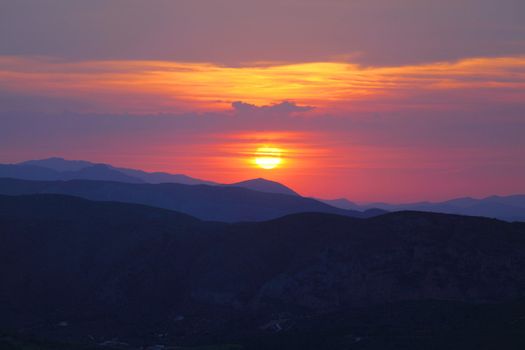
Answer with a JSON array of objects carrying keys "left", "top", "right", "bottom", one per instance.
[
  {"left": 1, "top": 194, "right": 524, "bottom": 348},
  {"left": 0, "top": 178, "right": 377, "bottom": 222}
]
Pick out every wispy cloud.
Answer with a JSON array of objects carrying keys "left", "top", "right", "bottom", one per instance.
[{"left": 1, "top": 56, "right": 524, "bottom": 113}]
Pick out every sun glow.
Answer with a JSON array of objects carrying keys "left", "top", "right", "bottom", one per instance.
[{"left": 254, "top": 147, "right": 282, "bottom": 170}]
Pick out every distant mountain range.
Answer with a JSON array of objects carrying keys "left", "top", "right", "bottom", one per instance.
[
  {"left": 321, "top": 195, "right": 525, "bottom": 222},
  {"left": 1, "top": 194, "right": 524, "bottom": 348},
  {"left": 1, "top": 157, "right": 523, "bottom": 222},
  {"left": 0, "top": 178, "right": 381, "bottom": 222},
  {"left": 1, "top": 157, "right": 298, "bottom": 195},
  {"left": 9, "top": 157, "right": 216, "bottom": 185}
]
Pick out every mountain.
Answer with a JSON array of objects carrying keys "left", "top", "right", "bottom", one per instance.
[
  {"left": 17, "top": 158, "right": 307, "bottom": 190},
  {"left": 0, "top": 178, "right": 376, "bottom": 222},
  {"left": 9, "top": 157, "right": 214, "bottom": 185},
  {"left": 61, "top": 164, "right": 145, "bottom": 183},
  {"left": 321, "top": 194, "right": 525, "bottom": 222},
  {"left": 11, "top": 158, "right": 302, "bottom": 191},
  {"left": 116, "top": 167, "right": 217, "bottom": 185},
  {"left": 0, "top": 164, "right": 62, "bottom": 181},
  {"left": 5, "top": 158, "right": 524, "bottom": 222},
  {"left": 1, "top": 194, "right": 524, "bottom": 349},
  {"left": 0, "top": 162, "right": 145, "bottom": 183},
  {"left": 20, "top": 157, "right": 94, "bottom": 172},
  {"left": 226, "top": 177, "right": 299, "bottom": 196},
  {"left": 320, "top": 198, "right": 361, "bottom": 211}
]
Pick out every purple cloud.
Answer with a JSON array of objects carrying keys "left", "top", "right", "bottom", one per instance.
[{"left": 232, "top": 101, "right": 314, "bottom": 115}]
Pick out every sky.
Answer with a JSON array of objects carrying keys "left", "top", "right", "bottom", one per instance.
[{"left": 0, "top": 0, "right": 524, "bottom": 202}]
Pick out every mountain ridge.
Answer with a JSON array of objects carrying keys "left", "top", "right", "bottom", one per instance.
[
  {"left": 225, "top": 177, "right": 299, "bottom": 196},
  {"left": 321, "top": 194, "right": 525, "bottom": 222},
  {"left": 3, "top": 157, "right": 524, "bottom": 222},
  {"left": 6, "top": 157, "right": 296, "bottom": 193},
  {"left": 0, "top": 178, "right": 380, "bottom": 222},
  {"left": 16, "top": 157, "right": 214, "bottom": 185}
]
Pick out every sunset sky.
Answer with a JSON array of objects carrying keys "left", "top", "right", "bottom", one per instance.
[{"left": 1, "top": 0, "right": 524, "bottom": 202}]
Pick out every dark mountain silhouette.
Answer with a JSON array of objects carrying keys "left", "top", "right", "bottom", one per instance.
[
  {"left": 226, "top": 178, "right": 299, "bottom": 196},
  {"left": 0, "top": 178, "right": 377, "bottom": 222},
  {"left": 1, "top": 194, "right": 524, "bottom": 349},
  {"left": 322, "top": 195, "right": 525, "bottom": 222}
]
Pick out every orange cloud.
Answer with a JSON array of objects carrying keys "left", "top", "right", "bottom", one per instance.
[{"left": 0, "top": 55, "right": 524, "bottom": 113}]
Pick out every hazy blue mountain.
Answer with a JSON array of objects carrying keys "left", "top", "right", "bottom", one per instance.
[
  {"left": 1, "top": 194, "right": 524, "bottom": 348},
  {"left": 4, "top": 157, "right": 304, "bottom": 198},
  {"left": 116, "top": 167, "right": 217, "bottom": 185},
  {"left": 487, "top": 194, "right": 525, "bottom": 208},
  {"left": 13, "top": 157, "right": 301, "bottom": 190},
  {"left": 60, "top": 164, "right": 145, "bottom": 183},
  {"left": 0, "top": 162, "right": 145, "bottom": 183},
  {"left": 19, "top": 157, "right": 94, "bottom": 172},
  {"left": 0, "top": 164, "right": 62, "bottom": 181},
  {"left": 13, "top": 157, "right": 213, "bottom": 185},
  {"left": 320, "top": 198, "right": 362, "bottom": 211},
  {"left": 226, "top": 177, "right": 299, "bottom": 196},
  {"left": 0, "top": 178, "right": 377, "bottom": 222},
  {"left": 322, "top": 195, "right": 525, "bottom": 222}
]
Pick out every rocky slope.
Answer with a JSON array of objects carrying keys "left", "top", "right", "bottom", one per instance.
[{"left": 1, "top": 194, "right": 524, "bottom": 348}]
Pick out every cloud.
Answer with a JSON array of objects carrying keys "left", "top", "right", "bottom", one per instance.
[
  {"left": 1, "top": 55, "right": 524, "bottom": 114},
  {"left": 231, "top": 101, "right": 314, "bottom": 115}
]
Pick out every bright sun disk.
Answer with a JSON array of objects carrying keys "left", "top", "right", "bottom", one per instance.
[{"left": 254, "top": 147, "right": 282, "bottom": 170}]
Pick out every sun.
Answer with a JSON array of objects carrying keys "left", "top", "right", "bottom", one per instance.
[{"left": 254, "top": 147, "right": 282, "bottom": 170}]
